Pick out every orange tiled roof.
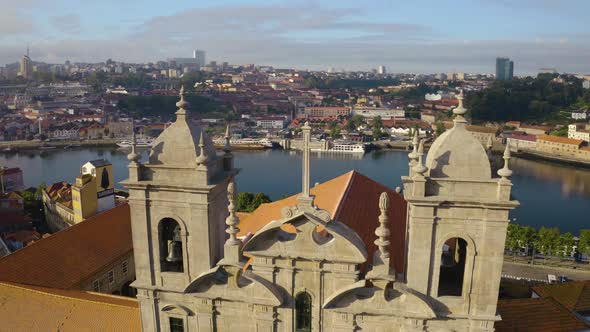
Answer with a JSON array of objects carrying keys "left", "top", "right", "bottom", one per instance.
[
  {"left": 239, "top": 171, "right": 407, "bottom": 273},
  {"left": 46, "top": 181, "right": 73, "bottom": 209},
  {"left": 538, "top": 135, "right": 584, "bottom": 146},
  {"left": 532, "top": 280, "right": 590, "bottom": 312},
  {"left": 0, "top": 204, "right": 132, "bottom": 289},
  {"left": 496, "top": 297, "right": 589, "bottom": 332},
  {"left": 0, "top": 282, "right": 141, "bottom": 332}
]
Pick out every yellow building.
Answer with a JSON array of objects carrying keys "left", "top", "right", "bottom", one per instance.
[
  {"left": 43, "top": 159, "right": 116, "bottom": 231},
  {"left": 72, "top": 174, "right": 97, "bottom": 223},
  {"left": 81, "top": 160, "right": 115, "bottom": 213}
]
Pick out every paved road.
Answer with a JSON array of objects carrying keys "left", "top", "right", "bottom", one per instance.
[{"left": 502, "top": 261, "right": 590, "bottom": 282}]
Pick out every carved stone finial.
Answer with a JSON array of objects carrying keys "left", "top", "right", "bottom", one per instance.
[
  {"left": 196, "top": 130, "right": 209, "bottom": 165},
  {"left": 453, "top": 89, "right": 467, "bottom": 124},
  {"left": 127, "top": 130, "right": 141, "bottom": 163},
  {"left": 175, "top": 85, "right": 189, "bottom": 116},
  {"left": 375, "top": 193, "right": 391, "bottom": 258},
  {"left": 223, "top": 123, "right": 232, "bottom": 153},
  {"left": 412, "top": 139, "right": 428, "bottom": 176},
  {"left": 225, "top": 180, "right": 240, "bottom": 245},
  {"left": 497, "top": 144, "right": 513, "bottom": 180},
  {"left": 408, "top": 130, "right": 419, "bottom": 164}
]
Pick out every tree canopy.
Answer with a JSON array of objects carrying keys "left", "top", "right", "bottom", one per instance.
[
  {"left": 236, "top": 192, "right": 272, "bottom": 213},
  {"left": 465, "top": 74, "right": 585, "bottom": 123}
]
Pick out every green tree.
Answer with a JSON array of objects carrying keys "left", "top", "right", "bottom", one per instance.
[
  {"left": 558, "top": 232, "right": 575, "bottom": 257},
  {"left": 330, "top": 126, "right": 341, "bottom": 138},
  {"left": 236, "top": 192, "right": 272, "bottom": 213},
  {"left": 578, "top": 229, "right": 590, "bottom": 258},
  {"left": 535, "top": 227, "right": 561, "bottom": 257},
  {"left": 505, "top": 224, "right": 521, "bottom": 252}
]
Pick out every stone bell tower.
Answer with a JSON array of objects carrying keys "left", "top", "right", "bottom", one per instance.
[
  {"left": 402, "top": 91, "right": 519, "bottom": 332},
  {"left": 121, "top": 87, "right": 237, "bottom": 331}
]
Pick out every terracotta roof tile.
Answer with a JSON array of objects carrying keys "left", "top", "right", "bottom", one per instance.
[
  {"left": 0, "top": 282, "right": 141, "bottom": 332},
  {"left": 538, "top": 135, "right": 584, "bottom": 146},
  {"left": 496, "top": 297, "right": 589, "bottom": 332},
  {"left": 0, "top": 204, "right": 132, "bottom": 289},
  {"left": 532, "top": 280, "right": 590, "bottom": 312},
  {"left": 239, "top": 171, "right": 407, "bottom": 273}
]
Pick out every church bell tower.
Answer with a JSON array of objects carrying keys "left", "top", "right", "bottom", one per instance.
[
  {"left": 121, "top": 87, "right": 237, "bottom": 331},
  {"left": 402, "top": 92, "right": 519, "bottom": 332}
]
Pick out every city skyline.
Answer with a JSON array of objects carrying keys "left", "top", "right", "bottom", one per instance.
[{"left": 1, "top": 0, "right": 589, "bottom": 74}]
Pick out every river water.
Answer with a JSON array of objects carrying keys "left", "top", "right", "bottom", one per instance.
[{"left": 1, "top": 148, "right": 589, "bottom": 234}]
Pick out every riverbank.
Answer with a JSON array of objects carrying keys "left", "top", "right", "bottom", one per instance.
[
  {"left": 0, "top": 139, "right": 118, "bottom": 151},
  {"left": 513, "top": 149, "right": 590, "bottom": 169},
  {"left": 0, "top": 139, "right": 272, "bottom": 151}
]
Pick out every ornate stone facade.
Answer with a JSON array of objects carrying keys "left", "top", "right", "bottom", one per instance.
[{"left": 124, "top": 90, "right": 518, "bottom": 331}]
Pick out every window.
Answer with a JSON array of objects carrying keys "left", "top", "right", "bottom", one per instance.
[
  {"left": 438, "top": 238, "right": 467, "bottom": 296},
  {"left": 159, "top": 218, "right": 183, "bottom": 272},
  {"left": 107, "top": 270, "right": 115, "bottom": 284},
  {"left": 295, "top": 292, "right": 312, "bottom": 332},
  {"left": 169, "top": 317, "right": 184, "bottom": 332},
  {"left": 92, "top": 280, "right": 100, "bottom": 292},
  {"left": 122, "top": 261, "right": 128, "bottom": 274}
]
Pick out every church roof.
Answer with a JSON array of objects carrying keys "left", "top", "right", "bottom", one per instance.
[
  {"left": 0, "top": 204, "right": 132, "bottom": 289},
  {"left": 425, "top": 122, "right": 492, "bottom": 179},
  {"left": 496, "top": 297, "right": 589, "bottom": 332},
  {"left": 147, "top": 93, "right": 216, "bottom": 167},
  {"left": 239, "top": 170, "right": 407, "bottom": 273},
  {"left": 0, "top": 282, "right": 141, "bottom": 332}
]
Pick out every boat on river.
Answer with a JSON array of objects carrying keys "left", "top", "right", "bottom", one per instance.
[{"left": 117, "top": 139, "right": 154, "bottom": 148}]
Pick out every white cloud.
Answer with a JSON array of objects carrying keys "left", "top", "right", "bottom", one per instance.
[{"left": 0, "top": 3, "right": 589, "bottom": 74}]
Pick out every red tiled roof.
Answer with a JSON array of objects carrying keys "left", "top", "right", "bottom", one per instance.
[
  {"left": 496, "top": 297, "right": 589, "bottom": 332},
  {"left": 0, "top": 204, "right": 132, "bottom": 289},
  {"left": 538, "top": 135, "right": 584, "bottom": 146},
  {"left": 0, "top": 282, "right": 141, "bottom": 331},
  {"left": 239, "top": 171, "right": 407, "bottom": 273},
  {"left": 532, "top": 280, "right": 590, "bottom": 312}
]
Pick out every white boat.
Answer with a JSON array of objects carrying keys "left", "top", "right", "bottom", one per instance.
[
  {"left": 212, "top": 138, "right": 273, "bottom": 149},
  {"left": 328, "top": 142, "right": 366, "bottom": 153},
  {"left": 117, "top": 138, "right": 154, "bottom": 148}
]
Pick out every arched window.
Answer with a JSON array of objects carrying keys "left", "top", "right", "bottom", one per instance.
[
  {"left": 438, "top": 237, "right": 467, "bottom": 296},
  {"left": 295, "top": 292, "right": 312, "bottom": 331},
  {"left": 159, "top": 218, "right": 183, "bottom": 272}
]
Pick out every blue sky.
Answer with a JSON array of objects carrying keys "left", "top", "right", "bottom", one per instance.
[{"left": 1, "top": 0, "right": 589, "bottom": 74}]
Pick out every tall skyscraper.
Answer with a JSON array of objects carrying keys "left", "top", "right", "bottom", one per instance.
[
  {"left": 377, "top": 65, "right": 386, "bottom": 74},
  {"left": 496, "top": 57, "right": 514, "bottom": 80},
  {"left": 19, "top": 46, "right": 32, "bottom": 80},
  {"left": 193, "top": 49, "right": 206, "bottom": 67}
]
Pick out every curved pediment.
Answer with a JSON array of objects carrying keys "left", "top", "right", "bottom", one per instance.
[
  {"left": 184, "top": 265, "right": 282, "bottom": 307},
  {"left": 243, "top": 210, "right": 367, "bottom": 264},
  {"left": 324, "top": 280, "right": 436, "bottom": 320}
]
